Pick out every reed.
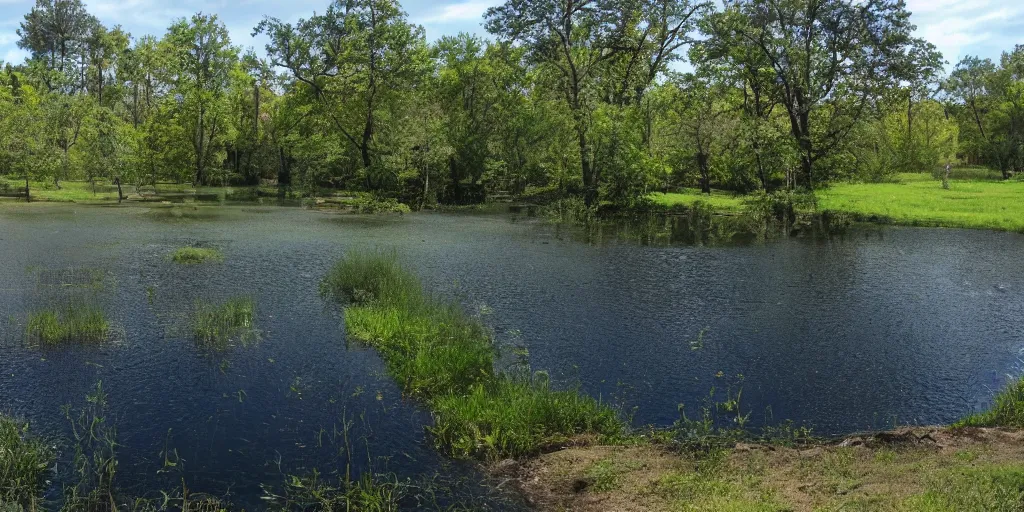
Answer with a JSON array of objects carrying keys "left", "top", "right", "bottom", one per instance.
[
  {"left": 192, "top": 297, "right": 257, "bottom": 350},
  {"left": 25, "top": 305, "right": 109, "bottom": 344}
]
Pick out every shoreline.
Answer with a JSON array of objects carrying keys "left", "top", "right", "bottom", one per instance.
[{"left": 495, "top": 425, "right": 1024, "bottom": 511}]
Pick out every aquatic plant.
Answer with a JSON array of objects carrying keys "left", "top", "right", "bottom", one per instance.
[
  {"left": 323, "top": 251, "right": 623, "bottom": 460},
  {"left": 25, "top": 305, "right": 109, "bottom": 344},
  {"left": 171, "top": 247, "right": 223, "bottom": 264},
  {"left": 957, "top": 376, "right": 1024, "bottom": 428},
  {"left": 262, "top": 470, "right": 406, "bottom": 511},
  {"left": 192, "top": 297, "right": 258, "bottom": 350},
  {"left": 61, "top": 381, "right": 119, "bottom": 511},
  {"left": 0, "top": 415, "right": 53, "bottom": 510}
]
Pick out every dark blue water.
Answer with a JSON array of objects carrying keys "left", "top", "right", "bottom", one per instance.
[{"left": 2, "top": 204, "right": 1023, "bottom": 506}]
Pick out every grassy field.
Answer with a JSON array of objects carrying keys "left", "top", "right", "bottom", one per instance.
[
  {"left": 0, "top": 178, "right": 289, "bottom": 204},
  {"left": 651, "top": 172, "right": 1024, "bottom": 233},
  {"left": 817, "top": 173, "right": 1024, "bottom": 232}
]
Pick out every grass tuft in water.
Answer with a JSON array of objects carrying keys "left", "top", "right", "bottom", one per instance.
[
  {"left": 323, "top": 250, "right": 623, "bottom": 460},
  {"left": 0, "top": 415, "right": 53, "bottom": 510},
  {"left": 957, "top": 376, "right": 1024, "bottom": 428},
  {"left": 25, "top": 305, "right": 109, "bottom": 344},
  {"left": 193, "top": 297, "right": 258, "bottom": 350},
  {"left": 171, "top": 247, "right": 223, "bottom": 264},
  {"left": 262, "top": 470, "right": 405, "bottom": 511},
  {"left": 430, "top": 375, "right": 623, "bottom": 459}
]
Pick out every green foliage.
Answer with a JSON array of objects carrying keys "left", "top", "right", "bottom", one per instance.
[
  {"left": 26, "top": 305, "right": 109, "bottom": 344},
  {"left": 61, "top": 382, "right": 120, "bottom": 510},
  {"left": 192, "top": 297, "right": 258, "bottom": 350},
  {"left": 171, "top": 247, "right": 224, "bottom": 264},
  {"left": 0, "top": 416, "right": 53, "bottom": 510},
  {"left": 323, "top": 251, "right": 623, "bottom": 459}
]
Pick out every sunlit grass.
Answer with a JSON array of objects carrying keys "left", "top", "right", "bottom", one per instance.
[
  {"left": 956, "top": 377, "right": 1024, "bottom": 428},
  {"left": 25, "top": 305, "right": 109, "bottom": 344},
  {"left": 323, "top": 251, "right": 623, "bottom": 459},
  {"left": 171, "top": 247, "right": 224, "bottom": 264},
  {"left": 818, "top": 173, "right": 1024, "bottom": 232}
]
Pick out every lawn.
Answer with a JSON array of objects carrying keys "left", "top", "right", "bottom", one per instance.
[
  {"left": 649, "top": 173, "right": 1024, "bottom": 233},
  {"left": 818, "top": 173, "right": 1024, "bottom": 232}
]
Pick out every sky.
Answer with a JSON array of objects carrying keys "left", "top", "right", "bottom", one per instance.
[{"left": 0, "top": 0, "right": 1021, "bottom": 71}]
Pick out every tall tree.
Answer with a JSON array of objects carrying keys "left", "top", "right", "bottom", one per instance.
[
  {"left": 163, "top": 13, "right": 237, "bottom": 185},
  {"left": 711, "top": 0, "right": 922, "bottom": 188}
]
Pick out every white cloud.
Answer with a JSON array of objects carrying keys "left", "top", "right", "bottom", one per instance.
[
  {"left": 2, "top": 47, "right": 26, "bottom": 64},
  {"left": 419, "top": 0, "right": 497, "bottom": 24},
  {"left": 907, "top": 0, "right": 1024, "bottom": 66}
]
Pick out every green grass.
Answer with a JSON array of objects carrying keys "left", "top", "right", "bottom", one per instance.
[
  {"left": 430, "top": 376, "right": 622, "bottom": 460},
  {"left": 903, "top": 465, "right": 1024, "bottom": 511},
  {"left": 817, "top": 173, "right": 1024, "bottom": 232},
  {"left": 0, "top": 416, "right": 53, "bottom": 510},
  {"left": 323, "top": 251, "right": 623, "bottom": 460},
  {"left": 171, "top": 247, "right": 224, "bottom": 264},
  {"left": 648, "top": 172, "right": 1024, "bottom": 233},
  {"left": 193, "top": 297, "right": 258, "bottom": 350},
  {"left": 25, "top": 305, "right": 109, "bottom": 344},
  {"left": 262, "top": 470, "right": 406, "bottom": 511},
  {"left": 956, "top": 377, "right": 1024, "bottom": 428}
]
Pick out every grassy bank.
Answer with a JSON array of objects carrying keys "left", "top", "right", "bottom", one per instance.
[
  {"left": 506, "top": 428, "right": 1024, "bottom": 511},
  {"left": 651, "top": 172, "right": 1024, "bottom": 233},
  {"left": 507, "top": 374, "right": 1024, "bottom": 511},
  {"left": 322, "top": 251, "right": 622, "bottom": 460}
]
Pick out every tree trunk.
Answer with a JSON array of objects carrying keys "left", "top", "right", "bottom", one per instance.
[
  {"left": 578, "top": 126, "right": 597, "bottom": 207},
  {"left": 25, "top": 174, "right": 30, "bottom": 203},
  {"left": 115, "top": 177, "right": 123, "bottom": 203},
  {"left": 697, "top": 152, "right": 711, "bottom": 195}
]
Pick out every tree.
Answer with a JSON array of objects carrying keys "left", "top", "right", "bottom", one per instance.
[
  {"left": 17, "top": 0, "right": 99, "bottom": 92},
  {"left": 486, "top": 0, "right": 629, "bottom": 206},
  {"left": 711, "top": 0, "right": 923, "bottom": 188},
  {"left": 163, "top": 13, "right": 238, "bottom": 185}
]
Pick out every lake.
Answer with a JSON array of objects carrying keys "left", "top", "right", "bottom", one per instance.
[{"left": 1, "top": 203, "right": 1022, "bottom": 507}]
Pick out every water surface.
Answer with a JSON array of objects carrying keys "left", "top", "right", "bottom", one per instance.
[{"left": 1, "top": 204, "right": 1022, "bottom": 506}]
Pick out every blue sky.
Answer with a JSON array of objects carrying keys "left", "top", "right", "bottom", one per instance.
[{"left": 0, "top": 0, "right": 1022, "bottom": 71}]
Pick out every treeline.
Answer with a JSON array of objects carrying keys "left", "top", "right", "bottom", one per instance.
[{"left": 0, "top": 0, "right": 1017, "bottom": 207}]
